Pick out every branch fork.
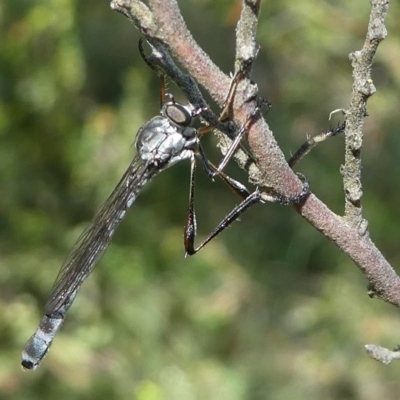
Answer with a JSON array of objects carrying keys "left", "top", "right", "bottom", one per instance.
[{"left": 110, "top": 0, "right": 397, "bottom": 364}]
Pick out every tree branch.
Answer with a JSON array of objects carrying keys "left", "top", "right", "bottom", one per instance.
[
  {"left": 343, "top": 0, "right": 389, "bottom": 231},
  {"left": 110, "top": 0, "right": 400, "bottom": 336}
]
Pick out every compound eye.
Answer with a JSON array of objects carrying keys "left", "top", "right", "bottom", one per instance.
[{"left": 165, "top": 103, "right": 192, "bottom": 127}]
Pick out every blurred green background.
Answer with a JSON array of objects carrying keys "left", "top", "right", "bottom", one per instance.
[{"left": 1, "top": 1, "right": 400, "bottom": 399}]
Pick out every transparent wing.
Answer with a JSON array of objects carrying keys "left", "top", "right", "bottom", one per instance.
[{"left": 44, "top": 155, "right": 156, "bottom": 315}]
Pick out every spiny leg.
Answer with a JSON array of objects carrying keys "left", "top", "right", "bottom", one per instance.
[
  {"left": 184, "top": 147, "right": 310, "bottom": 256},
  {"left": 214, "top": 96, "right": 270, "bottom": 174},
  {"left": 184, "top": 152, "right": 261, "bottom": 256},
  {"left": 196, "top": 69, "right": 271, "bottom": 176},
  {"left": 262, "top": 173, "right": 310, "bottom": 205},
  {"left": 197, "top": 142, "right": 252, "bottom": 199},
  {"left": 288, "top": 122, "right": 346, "bottom": 168},
  {"left": 183, "top": 155, "right": 197, "bottom": 256},
  {"left": 216, "top": 51, "right": 262, "bottom": 124},
  {"left": 211, "top": 57, "right": 271, "bottom": 175},
  {"left": 186, "top": 173, "right": 310, "bottom": 256},
  {"left": 195, "top": 64, "right": 248, "bottom": 138},
  {"left": 158, "top": 75, "right": 167, "bottom": 108}
]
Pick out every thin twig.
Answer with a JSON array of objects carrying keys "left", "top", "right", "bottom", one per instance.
[
  {"left": 110, "top": 0, "right": 156, "bottom": 34},
  {"left": 235, "top": 0, "right": 261, "bottom": 67},
  {"left": 343, "top": 0, "right": 389, "bottom": 232},
  {"left": 365, "top": 344, "right": 400, "bottom": 365}
]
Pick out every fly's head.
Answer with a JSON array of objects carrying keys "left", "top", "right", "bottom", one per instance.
[
  {"left": 135, "top": 100, "right": 200, "bottom": 170},
  {"left": 162, "top": 100, "right": 192, "bottom": 128}
]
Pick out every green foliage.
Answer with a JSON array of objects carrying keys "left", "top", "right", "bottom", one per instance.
[{"left": 1, "top": 1, "right": 400, "bottom": 399}]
